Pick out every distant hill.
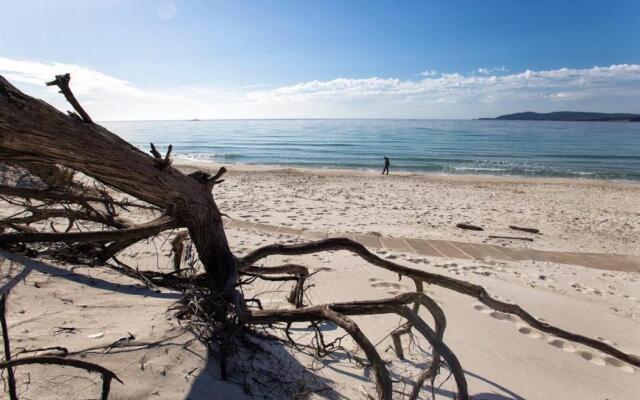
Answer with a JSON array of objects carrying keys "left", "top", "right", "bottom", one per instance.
[{"left": 479, "top": 111, "right": 640, "bottom": 122}]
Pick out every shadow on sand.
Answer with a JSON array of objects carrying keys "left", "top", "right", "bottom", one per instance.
[
  {"left": 0, "top": 250, "right": 181, "bottom": 300},
  {"left": 0, "top": 250, "right": 524, "bottom": 399}
]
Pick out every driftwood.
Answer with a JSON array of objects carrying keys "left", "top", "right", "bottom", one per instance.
[
  {"left": 488, "top": 235, "right": 534, "bottom": 242},
  {"left": 46, "top": 74, "right": 93, "bottom": 123},
  {"left": 456, "top": 223, "right": 483, "bottom": 231},
  {"left": 1, "top": 74, "right": 639, "bottom": 399},
  {"left": 509, "top": 225, "right": 541, "bottom": 234}
]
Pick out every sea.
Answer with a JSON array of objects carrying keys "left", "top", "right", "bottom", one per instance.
[{"left": 103, "top": 119, "right": 640, "bottom": 181}]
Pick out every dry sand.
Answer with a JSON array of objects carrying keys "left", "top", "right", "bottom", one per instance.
[
  {"left": 1, "top": 163, "right": 639, "bottom": 399},
  {"left": 181, "top": 161, "right": 640, "bottom": 256}
]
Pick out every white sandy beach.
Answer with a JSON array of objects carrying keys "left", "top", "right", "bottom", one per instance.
[{"left": 1, "top": 163, "right": 639, "bottom": 399}]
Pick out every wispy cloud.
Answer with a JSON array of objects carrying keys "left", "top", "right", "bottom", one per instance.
[
  {"left": 1, "top": 56, "right": 639, "bottom": 120},
  {"left": 476, "top": 66, "right": 508, "bottom": 75},
  {"left": 248, "top": 64, "right": 640, "bottom": 115},
  {"left": 0, "top": 57, "right": 245, "bottom": 120},
  {"left": 420, "top": 69, "right": 438, "bottom": 77},
  {"left": 0, "top": 57, "right": 156, "bottom": 98}
]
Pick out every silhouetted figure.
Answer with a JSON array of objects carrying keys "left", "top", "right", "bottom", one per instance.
[{"left": 382, "top": 156, "right": 390, "bottom": 175}]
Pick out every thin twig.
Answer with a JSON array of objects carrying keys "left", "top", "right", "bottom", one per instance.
[{"left": 0, "top": 291, "right": 18, "bottom": 400}]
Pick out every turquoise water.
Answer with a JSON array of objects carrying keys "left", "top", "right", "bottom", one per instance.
[{"left": 103, "top": 119, "right": 640, "bottom": 181}]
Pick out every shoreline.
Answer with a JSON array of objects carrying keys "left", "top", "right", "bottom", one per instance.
[
  {"left": 175, "top": 159, "right": 640, "bottom": 258},
  {"left": 174, "top": 159, "right": 640, "bottom": 189}
]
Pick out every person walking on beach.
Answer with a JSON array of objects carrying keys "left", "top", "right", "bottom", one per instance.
[{"left": 382, "top": 156, "right": 390, "bottom": 175}]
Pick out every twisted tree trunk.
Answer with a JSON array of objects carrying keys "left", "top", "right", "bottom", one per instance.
[{"left": 0, "top": 76, "right": 235, "bottom": 295}]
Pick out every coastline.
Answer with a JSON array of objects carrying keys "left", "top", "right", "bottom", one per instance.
[
  {"left": 174, "top": 158, "right": 640, "bottom": 189},
  {"left": 174, "top": 159, "right": 640, "bottom": 258}
]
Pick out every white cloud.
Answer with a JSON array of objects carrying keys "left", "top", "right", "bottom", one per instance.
[
  {"left": 1, "top": 56, "right": 639, "bottom": 120},
  {"left": 0, "top": 57, "right": 245, "bottom": 120},
  {"left": 0, "top": 57, "right": 152, "bottom": 97},
  {"left": 248, "top": 64, "right": 640, "bottom": 117},
  {"left": 477, "top": 66, "right": 508, "bottom": 75},
  {"left": 420, "top": 69, "right": 438, "bottom": 77}
]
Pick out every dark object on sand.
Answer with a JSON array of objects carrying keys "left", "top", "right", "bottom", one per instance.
[
  {"left": 509, "top": 225, "right": 540, "bottom": 234},
  {"left": 382, "top": 156, "right": 390, "bottom": 175},
  {"left": 456, "top": 223, "right": 484, "bottom": 231},
  {"left": 489, "top": 235, "right": 534, "bottom": 242}
]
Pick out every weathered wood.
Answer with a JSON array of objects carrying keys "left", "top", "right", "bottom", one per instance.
[
  {"left": 0, "top": 208, "right": 131, "bottom": 229},
  {"left": 241, "top": 292, "right": 469, "bottom": 400},
  {"left": 0, "top": 75, "right": 236, "bottom": 295},
  {"left": 0, "top": 185, "right": 142, "bottom": 208},
  {"left": 240, "top": 237, "right": 640, "bottom": 369},
  {"left": 0, "top": 216, "right": 179, "bottom": 245},
  {"left": 46, "top": 74, "right": 93, "bottom": 123},
  {"left": 241, "top": 263, "right": 309, "bottom": 307},
  {"left": 509, "top": 225, "right": 541, "bottom": 234},
  {"left": 456, "top": 223, "right": 483, "bottom": 231}
]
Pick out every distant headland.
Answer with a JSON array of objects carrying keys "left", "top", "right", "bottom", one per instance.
[{"left": 479, "top": 111, "right": 640, "bottom": 122}]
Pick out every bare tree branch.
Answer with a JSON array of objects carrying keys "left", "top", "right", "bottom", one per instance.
[
  {"left": 45, "top": 73, "right": 93, "bottom": 123},
  {"left": 0, "top": 216, "right": 180, "bottom": 245},
  {"left": 240, "top": 237, "right": 640, "bottom": 369}
]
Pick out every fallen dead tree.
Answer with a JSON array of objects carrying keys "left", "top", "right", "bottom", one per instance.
[{"left": 1, "top": 74, "right": 638, "bottom": 399}]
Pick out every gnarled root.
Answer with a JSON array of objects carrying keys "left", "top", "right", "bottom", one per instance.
[
  {"left": 239, "top": 237, "right": 640, "bottom": 369},
  {"left": 240, "top": 292, "right": 469, "bottom": 400},
  {"left": 240, "top": 263, "right": 309, "bottom": 307}
]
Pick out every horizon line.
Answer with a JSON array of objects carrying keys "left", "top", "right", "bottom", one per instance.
[{"left": 99, "top": 117, "right": 476, "bottom": 123}]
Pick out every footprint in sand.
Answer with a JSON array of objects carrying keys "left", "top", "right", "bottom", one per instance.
[
  {"left": 517, "top": 324, "right": 633, "bottom": 371},
  {"left": 516, "top": 325, "right": 544, "bottom": 339},
  {"left": 577, "top": 350, "right": 606, "bottom": 366},
  {"left": 371, "top": 281, "right": 407, "bottom": 291},
  {"left": 471, "top": 303, "right": 517, "bottom": 322},
  {"left": 510, "top": 316, "right": 632, "bottom": 372},
  {"left": 369, "top": 278, "right": 408, "bottom": 294},
  {"left": 604, "top": 356, "right": 635, "bottom": 373},
  {"left": 570, "top": 282, "right": 605, "bottom": 297},
  {"left": 471, "top": 303, "right": 493, "bottom": 314},
  {"left": 547, "top": 338, "right": 577, "bottom": 353},
  {"left": 489, "top": 311, "right": 517, "bottom": 322}
]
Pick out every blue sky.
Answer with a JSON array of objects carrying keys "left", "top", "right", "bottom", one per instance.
[{"left": 1, "top": 0, "right": 639, "bottom": 120}]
